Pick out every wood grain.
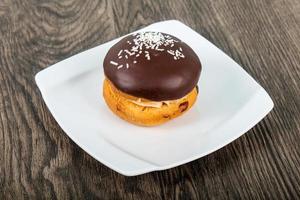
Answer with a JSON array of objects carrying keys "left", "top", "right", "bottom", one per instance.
[{"left": 0, "top": 0, "right": 300, "bottom": 199}]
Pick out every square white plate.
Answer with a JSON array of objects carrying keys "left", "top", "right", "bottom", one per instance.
[{"left": 35, "top": 20, "right": 273, "bottom": 176}]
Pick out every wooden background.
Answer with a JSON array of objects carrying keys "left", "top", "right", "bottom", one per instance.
[{"left": 0, "top": 0, "right": 300, "bottom": 199}]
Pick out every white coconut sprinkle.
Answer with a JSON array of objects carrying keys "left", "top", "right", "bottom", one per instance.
[
  {"left": 145, "top": 54, "right": 150, "bottom": 60},
  {"left": 126, "top": 63, "right": 129, "bottom": 68},
  {"left": 118, "top": 50, "right": 123, "bottom": 56},
  {"left": 117, "top": 65, "right": 123, "bottom": 69},
  {"left": 124, "top": 49, "right": 131, "bottom": 55},
  {"left": 176, "top": 50, "right": 183, "bottom": 57},
  {"left": 110, "top": 61, "right": 118, "bottom": 66},
  {"left": 133, "top": 60, "right": 137, "bottom": 63},
  {"left": 167, "top": 50, "right": 175, "bottom": 55},
  {"left": 156, "top": 47, "right": 164, "bottom": 51}
]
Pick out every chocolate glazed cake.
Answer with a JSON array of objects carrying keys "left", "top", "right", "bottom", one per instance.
[{"left": 103, "top": 32, "right": 202, "bottom": 126}]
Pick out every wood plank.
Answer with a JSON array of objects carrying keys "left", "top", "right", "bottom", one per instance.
[{"left": 0, "top": 0, "right": 299, "bottom": 198}]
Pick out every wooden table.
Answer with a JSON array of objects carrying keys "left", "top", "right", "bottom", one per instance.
[{"left": 1, "top": 0, "right": 300, "bottom": 199}]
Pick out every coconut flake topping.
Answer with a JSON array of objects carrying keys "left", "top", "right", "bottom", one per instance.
[{"left": 110, "top": 32, "right": 185, "bottom": 69}]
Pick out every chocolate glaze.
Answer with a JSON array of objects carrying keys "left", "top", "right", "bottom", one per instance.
[{"left": 103, "top": 32, "right": 201, "bottom": 101}]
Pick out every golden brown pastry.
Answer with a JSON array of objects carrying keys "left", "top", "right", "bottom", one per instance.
[{"left": 103, "top": 79, "right": 198, "bottom": 126}]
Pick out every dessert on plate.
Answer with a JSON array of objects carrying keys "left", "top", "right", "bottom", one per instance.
[{"left": 103, "top": 31, "right": 201, "bottom": 126}]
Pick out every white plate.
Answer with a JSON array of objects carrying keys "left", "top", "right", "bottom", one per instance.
[{"left": 35, "top": 20, "right": 273, "bottom": 176}]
